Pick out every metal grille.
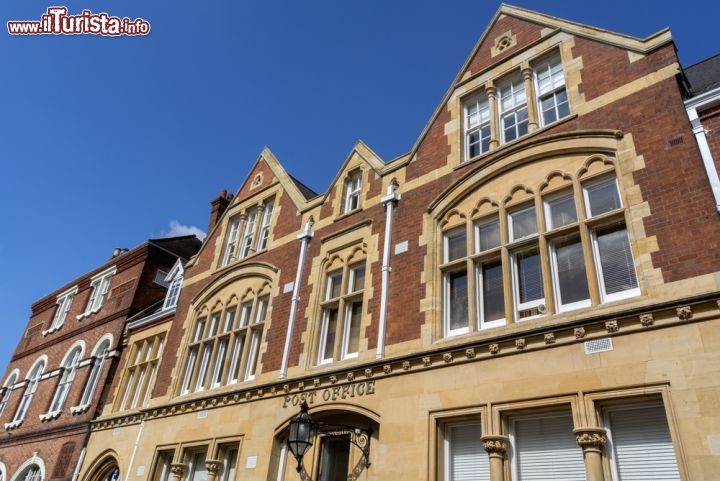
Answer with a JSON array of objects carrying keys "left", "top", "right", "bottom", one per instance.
[{"left": 584, "top": 337, "right": 613, "bottom": 354}]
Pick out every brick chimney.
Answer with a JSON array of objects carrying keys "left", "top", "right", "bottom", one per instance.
[{"left": 208, "top": 189, "right": 233, "bottom": 233}]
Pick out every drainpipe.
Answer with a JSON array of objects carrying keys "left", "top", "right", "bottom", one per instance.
[
  {"left": 687, "top": 106, "right": 720, "bottom": 213},
  {"left": 124, "top": 420, "right": 145, "bottom": 481},
  {"left": 376, "top": 183, "right": 400, "bottom": 359},
  {"left": 71, "top": 447, "right": 87, "bottom": 481},
  {"left": 280, "top": 220, "right": 314, "bottom": 379}
]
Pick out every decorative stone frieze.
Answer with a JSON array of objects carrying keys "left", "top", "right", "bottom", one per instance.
[
  {"left": 640, "top": 313, "right": 654, "bottom": 327},
  {"left": 383, "top": 365, "right": 392, "bottom": 374},
  {"left": 465, "top": 348, "right": 476, "bottom": 359},
  {"left": 402, "top": 360, "right": 411, "bottom": 370},
  {"left": 329, "top": 375, "right": 337, "bottom": 384},
  {"left": 489, "top": 343, "right": 499, "bottom": 354},
  {"left": 515, "top": 338, "right": 526, "bottom": 350},
  {"left": 364, "top": 368, "right": 373, "bottom": 378},
  {"left": 422, "top": 356, "right": 432, "bottom": 367},
  {"left": 605, "top": 320, "right": 619, "bottom": 333},
  {"left": 346, "top": 372, "right": 355, "bottom": 382},
  {"left": 574, "top": 327, "right": 586, "bottom": 339},
  {"left": 544, "top": 333, "right": 556, "bottom": 344},
  {"left": 443, "top": 352, "right": 453, "bottom": 363}
]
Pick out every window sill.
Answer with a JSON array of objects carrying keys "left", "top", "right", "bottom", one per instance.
[
  {"left": 39, "top": 411, "right": 61, "bottom": 422},
  {"left": 76, "top": 307, "right": 102, "bottom": 321},
  {"left": 70, "top": 404, "right": 91, "bottom": 415},
  {"left": 215, "top": 248, "right": 269, "bottom": 274},
  {"left": 334, "top": 207, "right": 363, "bottom": 223},
  {"left": 42, "top": 325, "right": 63, "bottom": 337},
  {"left": 4, "top": 419, "right": 23, "bottom": 430},
  {"left": 456, "top": 114, "right": 578, "bottom": 170}
]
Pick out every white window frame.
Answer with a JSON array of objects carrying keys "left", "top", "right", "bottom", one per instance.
[
  {"left": 221, "top": 218, "right": 240, "bottom": 266},
  {"left": 48, "top": 286, "right": 78, "bottom": 333},
  {"left": 498, "top": 74, "right": 528, "bottom": 144},
  {"left": 602, "top": 401, "right": 679, "bottom": 481},
  {"left": 343, "top": 171, "right": 362, "bottom": 213},
  {"left": 48, "top": 346, "right": 83, "bottom": 414},
  {"left": 475, "top": 261, "right": 506, "bottom": 330},
  {"left": 13, "top": 359, "right": 46, "bottom": 423},
  {"left": 78, "top": 339, "right": 111, "bottom": 407},
  {"left": 444, "top": 421, "right": 488, "bottom": 481},
  {"left": 257, "top": 198, "right": 274, "bottom": 251},
  {"left": 508, "top": 205, "right": 538, "bottom": 243},
  {"left": 464, "top": 93, "right": 492, "bottom": 160},
  {"left": 0, "top": 372, "right": 18, "bottom": 418},
  {"left": 163, "top": 275, "right": 183, "bottom": 310},
  {"left": 180, "top": 348, "right": 197, "bottom": 395},
  {"left": 443, "top": 227, "right": 467, "bottom": 263},
  {"left": 511, "top": 246, "right": 546, "bottom": 321},
  {"left": 340, "top": 302, "right": 360, "bottom": 360},
  {"left": 317, "top": 308, "right": 337, "bottom": 365},
  {"left": 549, "top": 237, "right": 591, "bottom": 313},
  {"left": 239, "top": 209, "right": 258, "bottom": 259},
  {"left": 582, "top": 176, "right": 623, "bottom": 218},
  {"left": 590, "top": 226, "right": 641, "bottom": 303},
  {"left": 79, "top": 267, "right": 116, "bottom": 319},
  {"left": 443, "top": 270, "right": 470, "bottom": 337},
  {"left": 543, "top": 190, "right": 577, "bottom": 231},
  {"left": 474, "top": 217, "right": 501, "bottom": 254},
  {"left": 533, "top": 53, "right": 569, "bottom": 127}
]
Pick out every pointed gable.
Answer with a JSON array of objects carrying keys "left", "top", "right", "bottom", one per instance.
[{"left": 462, "top": 12, "right": 546, "bottom": 78}]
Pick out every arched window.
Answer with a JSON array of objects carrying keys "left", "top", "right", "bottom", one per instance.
[
  {"left": 49, "top": 344, "right": 84, "bottom": 413},
  {"left": 0, "top": 371, "right": 19, "bottom": 417},
  {"left": 15, "top": 464, "right": 42, "bottom": 481},
  {"left": 181, "top": 281, "right": 272, "bottom": 394},
  {"left": 79, "top": 338, "right": 111, "bottom": 407},
  {"left": 13, "top": 359, "right": 45, "bottom": 423}
]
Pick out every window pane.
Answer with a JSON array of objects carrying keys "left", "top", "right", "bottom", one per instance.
[
  {"left": 344, "top": 302, "right": 362, "bottom": 356},
  {"left": 445, "top": 229, "right": 467, "bottom": 262},
  {"left": 189, "top": 451, "right": 208, "bottom": 481},
  {"left": 516, "top": 249, "right": 544, "bottom": 303},
  {"left": 349, "top": 265, "right": 365, "bottom": 293},
  {"left": 476, "top": 219, "right": 500, "bottom": 252},
  {"left": 510, "top": 206, "right": 537, "bottom": 240},
  {"left": 318, "top": 437, "right": 351, "bottom": 481},
  {"left": 553, "top": 237, "right": 589, "bottom": 306},
  {"left": 585, "top": 178, "right": 621, "bottom": 216},
  {"left": 327, "top": 271, "right": 342, "bottom": 300},
  {"left": 447, "top": 271, "right": 468, "bottom": 332},
  {"left": 245, "top": 330, "right": 261, "bottom": 380},
  {"left": 481, "top": 261, "right": 504, "bottom": 323},
  {"left": 321, "top": 309, "right": 338, "bottom": 362},
  {"left": 447, "top": 423, "right": 490, "bottom": 481},
  {"left": 222, "top": 448, "right": 238, "bottom": 481},
  {"left": 546, "top": 193, "right": 577, "bottom": 229},
  {"left": 596, "top": 226, "right": 638, "bottom": 296}
]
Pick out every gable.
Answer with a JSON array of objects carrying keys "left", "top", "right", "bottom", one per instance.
[
  {"left": 235, "top": 157, "right": 277, "bottom": 202},
  {"left": 462, "top": 13, "right": 547, "bottom": 78}
]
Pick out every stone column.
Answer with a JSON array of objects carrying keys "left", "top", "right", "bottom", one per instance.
[
  {"left": 521, "top": 66, "right": 539, "bottom": 132},
  {"left": 170, "top": 464, "right": 185, "bottom": 481},
  {"left": 574, "top": 427, "right": 608, "bottom": 481},
  {"left": 205, "top": 460, "right": 223, "bottom": 481},
  {"left": 482, "top": 434, "right": 509, "bottom": 481},
  {"left": 486, "top": 84, "right": 500, "bottom": 150}
]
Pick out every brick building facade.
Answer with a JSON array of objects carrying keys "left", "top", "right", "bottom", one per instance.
[
  {"left": 3, "top": 5, "right": 720, "bottom": 481},
  {"left": 0, "top": 237, "right": 200, "bottom": 481}
]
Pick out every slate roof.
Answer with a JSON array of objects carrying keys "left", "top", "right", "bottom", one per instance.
[{"left": 685, "top": 53, "right": 720, "bottom": 96}]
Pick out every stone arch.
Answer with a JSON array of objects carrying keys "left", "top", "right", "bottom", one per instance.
[
  {"left": 10, "top": 454, "right": 45, "bottom": 481},
  {"left": 81, "top": 450, "right": 119, "bottom": 481}
]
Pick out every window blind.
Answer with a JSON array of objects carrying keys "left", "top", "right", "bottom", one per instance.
[
  {"left": 447, "top": 423, "right": 490, "bottom": 481},
  {"left": 596, "top": 227, "right": 638, "bottom": 295}
]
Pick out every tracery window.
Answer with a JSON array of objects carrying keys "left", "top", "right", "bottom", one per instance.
[
  {"left": 181, "top": 284, "right": 271, "bottom": 394},
  {"left": 441, "top": 167, "right": 639, "bottom": 337},
  {"left": 317, "top": 253, "right": 366, "bottom": 365},
  {"left": 117, "top": 334, "right": 165, "bottom": 411}
]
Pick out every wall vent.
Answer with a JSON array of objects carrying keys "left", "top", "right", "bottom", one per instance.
[
  {"left": 153, "top": 269, "right": 170, "bottom": 287},
  {"left": 584, "top": 337, "right": 613, "bottom": 354}
]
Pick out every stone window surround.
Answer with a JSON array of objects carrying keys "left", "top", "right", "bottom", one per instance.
[
  {"left": 42, "top": 285, "right": 79, "bottom": 336},
  {"left": 429, "top": 384, "right": 683, "bottom": 481},
  {"left": 218, "top": 191, "right": 278, "bottom": 269},
  {"left": 77, "top": 266, "right": 117, "bottom": 321},
  {"left": 179, "top": 279, "right": 274, "bottom": 396},
  {"left": 437, "top": 157, "right": 639, "bottom": 339},
  {"left": 159, "top": 436, "right": 242, "bottom": 481},
  {"left": 461, "top": 46, "right": 569, "bottom": 163},
  {"left": 115, "top": 332, "right": 166, "bottom": 412}
]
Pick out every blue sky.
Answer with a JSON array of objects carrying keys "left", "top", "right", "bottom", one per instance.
[{"left": 1, "top": 0, "right": 718, "bottom": 371}]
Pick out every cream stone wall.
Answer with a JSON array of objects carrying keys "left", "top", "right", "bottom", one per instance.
[{"left": 79, "top": 312, "right": 720, "bottom": 481}]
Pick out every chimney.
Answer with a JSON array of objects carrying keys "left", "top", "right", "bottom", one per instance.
[
  {"left": 110, "top": 247, "right": 129, "bottom": 260},
  {"left": 208, "top": 189, "right": 233, "bottom": 233}
]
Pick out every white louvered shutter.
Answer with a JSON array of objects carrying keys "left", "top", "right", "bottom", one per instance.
[
  {"left": 447, "top": 423, "right": 490, "bottom": 481},
  {"left": 513, "top": 413, "right": 586, "bottom": 481},
  {"left": 607, "top": 405, "right": 680, "bottom": 481}
]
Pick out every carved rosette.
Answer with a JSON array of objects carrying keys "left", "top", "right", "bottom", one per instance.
[
  {"left": 639, "top": 313, "right": 654, "bottom": 327},
  {"left": 346, "top": 372, "right": 355, "bottom": 382},
  {"left": 676, "top": 305, "right": 692, "bottom": 321},
  {"left": 383, "top": 365, "right": 392, "bottom": 374},
  {"left": 605, "top": 320, "right": 619, "bottom": 333},
  {"left": 515, "top": 338, "right": 526, "bottom": 350},
  {"left": 465, "top": 348, "right": 476, "bottom": 359},
  {"left": 364, "top": 368, "right": 373, "bottom": 378},
  {"left": 205, "top": 460, "right": 223, "bottom": 476},
  {"left": 329, "top": 375, "right": 337, "bottom": 384},
  {"left": 402, "top": 360, "right": 411, "bottom": 371},
  {"left": 422, "top": 356, "right": 432, "bottom": 367},
  {"left": 481, "top": 435, "right": 510, "bottom": 458},
  {"left": 544, "top": 333, "right": 556, "bottom": 344},
  {"left": 574, "top": 327, "right": 586, "bottom": 339},
  {"left": 573, "top": 427, "right": 608, "bottom": 453},
  {"left": 443, "top": 353, "right": 453, "bottom": 363},
  {"left": 489, "top": 343, "right": 500, "bottom": 354}
]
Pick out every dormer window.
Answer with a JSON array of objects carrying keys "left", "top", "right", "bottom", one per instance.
[
  {"left": 464, "top": 93, "right": 491, "bottom": 159},
  {"left": 343, "top": 171, "right": 362, "bottom": 213},
  {"left": 78, "top": 267, "right": 116, "bottom": 319},
  {"left": 45, "top": 287, "right": 77, "bottom": 334},
  {"left": 162, "top": 260, "right": 185, "bottom": 310},
  {"left": 534, "top": 53, "right": 569, "bottom": 126}
]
